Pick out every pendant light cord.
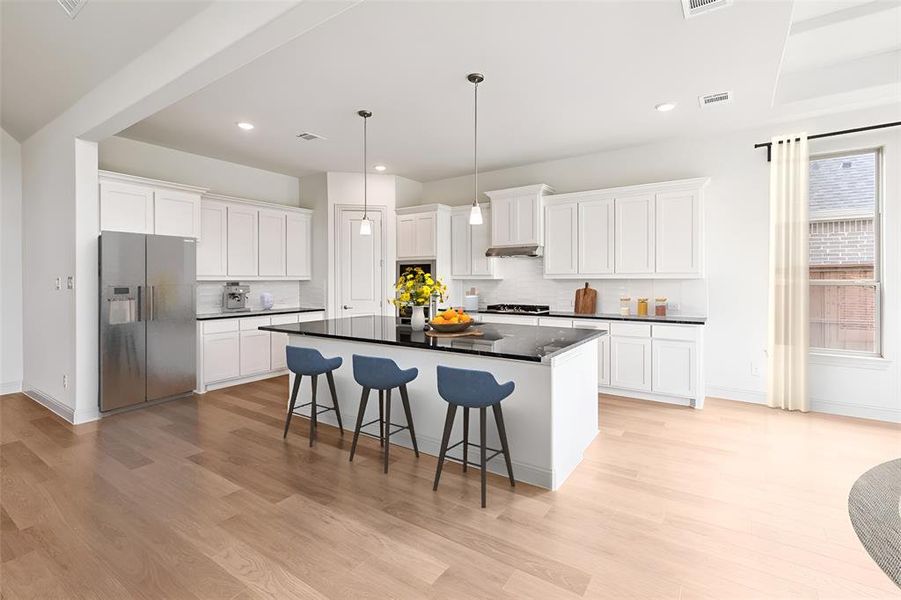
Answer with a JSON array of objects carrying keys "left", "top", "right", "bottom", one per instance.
[
  {"left": 473, "top": 78, "right": 478, "bottom": 209},
  {"left": 363, "top": 113, "right": 368, "bottom": 219}
]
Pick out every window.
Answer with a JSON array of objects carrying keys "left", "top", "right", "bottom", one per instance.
[{"left": 808, "top": 149, "right": 881, "bottom": 356}]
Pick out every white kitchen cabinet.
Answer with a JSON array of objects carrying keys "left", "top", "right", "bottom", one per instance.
[
  {"left": 615, "top": 194, "right": 655, "bottom": 274},
  {"left": 572, "top": 319, "right": 611, "bottom": 387},
  {"left": 652, "top": 339, "right": 696, "bottom": 398},
  {"left": 286, "top": 212, "right": 312, "bottom": 279},
  {"left": 227, "top": 204, "right": 259, "bottom": 278},
  {"left": 258, "top": 209, "right": 287, "bottom": 277},
  {"left": 538, "top": 317, "right": 573, "bottom": 327},
  {"left": 396, "top": 208, "right": 442, "bottom": 260},
  {"left": 269, "top": 314, "right": 299, "bottom": 371},
  {"left": 485, "top": 184, "right": 553, "bottom": 248},
  {"left": 450, "top": 204, "right": 498, "bottom": 279},
  {"left": 197, "top": 200, "right": 228, "bottom": 278},
  {"left": 202, "top": 331, "right": 240, "bottom": 383},
  {"left": 477, "top": 313, "right": 540, "bottom": 326},
  {"left": 610, "top": 335, "right": 652, "bottom": 391},
  {"left": 655, "top": 190, "right": 701, "bottom": 275},
  {"left": 544, "top": 202, "right": 579, "bottom": 276},
  {"left": 100, "top": 180, "right": 155, "bottom": 234},
  {"left": 154, "top": 189, "right": 200, "bottom": 238},
  {"left": 578, "top": 197, "right": 615, "bottom": 276},
  {"left": 239, "top": 316, "right": 271, "bottom": 376},
  {"left": 299, "top": 310, "right": 325, "bottom": 323}
]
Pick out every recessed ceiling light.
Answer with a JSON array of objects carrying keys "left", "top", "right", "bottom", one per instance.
[
  {"left": 655, "top": 103, "right": 676, "bottom": 112},
  {"left": 373, "top": 165, "right": 387, "bottom": 172},
  {"left": 236, "top": 122, "right": 255, "bottom": 130}
]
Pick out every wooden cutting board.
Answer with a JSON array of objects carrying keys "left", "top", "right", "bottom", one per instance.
[{"left": 574, "top": 282, "right": 597, "bottom": 315}]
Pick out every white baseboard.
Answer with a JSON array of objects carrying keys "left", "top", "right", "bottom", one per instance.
[
  {"left": 809, "top": 399, "right": 900, "bottom": 423},
  {"left": 1, "top": 380, "right": 23, "bottom": 395},
  {"left": 202, "top": 370, "right": 289, "bottom": 393},
  {"left": 23, "top": 388, "right": 75, "bottom": 423},
  {"left": 705, "top": 385, "right": 767, "bottom": 405}
]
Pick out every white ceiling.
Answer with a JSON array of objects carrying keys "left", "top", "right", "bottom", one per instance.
[{"left": 0, "top": 0, "right": 210, "bottom": 141}]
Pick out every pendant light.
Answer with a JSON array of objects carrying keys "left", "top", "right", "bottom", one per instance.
[
  {"left": 468, "top": 73, "right": 484, "bottom": 225},
  {"left": 358, "top": 109, "right": 373, "bottom": 236}
]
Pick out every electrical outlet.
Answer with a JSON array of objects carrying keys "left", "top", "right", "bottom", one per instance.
[
  {"left": 62, "top": 374, "right": 68, "bottom": 388},
  {"left": 66, "top": 276, "right": 74, "bottom": 290},
  {"left": 55, "top": 277, "right": 62, "bottom": 290},
  {"left": 668, "top": 301, "right": 680, "bottom": 312},
  {"left": 751, "top": 362, "right": 760, "bottom": 377}
]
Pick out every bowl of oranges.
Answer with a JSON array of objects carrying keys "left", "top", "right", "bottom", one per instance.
[{"left": 429, "top": 308, "right": 474, "bottom": 333}]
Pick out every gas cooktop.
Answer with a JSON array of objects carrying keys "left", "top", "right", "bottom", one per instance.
[{"left": 485, "top": 303, "right": 550, "bottom": 314}]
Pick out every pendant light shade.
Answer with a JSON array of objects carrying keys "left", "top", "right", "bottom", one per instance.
[
  {"left": 358, "top": 109, "right": 373, "bottom": 236},
  {"left": 468, "top": 73, "right": 484, "bottom": 225}
]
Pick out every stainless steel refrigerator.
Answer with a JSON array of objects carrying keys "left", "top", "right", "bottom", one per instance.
[{"left": 100, "top": 231, "right": 196, "bottom": 412}]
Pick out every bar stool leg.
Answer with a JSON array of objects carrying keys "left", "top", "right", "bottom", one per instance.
[
  {"left": 480, "top": 406, "right": 487, "bottom": 508},
  {"left": 349, "top": 387, "right": 370, "bottom": 462},
  {"left": 283, "top": 374, "right": 302, "bottom": 439},
  {"left": 399, "top": 384, "right": 419, "bottom": 457},
  {"left": 326, "top": 371, "right": 344, "bottom": 435},
  {"left": 433, "top": 403, "right": 457, "bottom": 491},
  {"left": 309, "top": 374, "right": 318, "bottom": 447},
  {"left": 378, "top": 390, "right": 385, "bottom": 447},
  {"left": 383, "top": 388, "right": 392, "bottom": 473},
  {"left": 493, "top": 403, "right": 515, "bottom": 487},
  {"left": 462, "top": 407, "right": 470, "bottom": 473}
]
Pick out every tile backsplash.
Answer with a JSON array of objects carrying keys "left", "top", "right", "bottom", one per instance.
[
  {"left": 197, "top": 281, "right": 321, "bottom": 314},
  {"left": 451, "top": 257, "right": 707, "bottom": 316}
]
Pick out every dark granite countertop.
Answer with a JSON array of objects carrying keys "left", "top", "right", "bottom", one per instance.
[
  {"left": 260, "top": 316, "right": 605, "bottom": 363},
  {"left": 477, "top": 309, "right": 706, "bottom": 325},
  {"left": 196, "top": 307, "right": 325, "bottom": 321}
]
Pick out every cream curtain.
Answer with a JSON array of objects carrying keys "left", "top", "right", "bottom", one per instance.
[{"left": 767, "top": 133, "right": 810, "bottom": 412}]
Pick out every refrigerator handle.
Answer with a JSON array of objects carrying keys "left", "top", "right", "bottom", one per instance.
[
  {"left": 137, "top": 285, "right": 143, "bottom": 322},
  {"left": 148, "top": 285, "right": 155, "bottom": 321}
]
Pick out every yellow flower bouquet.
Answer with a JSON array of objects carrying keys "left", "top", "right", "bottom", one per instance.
[{"left": 391, "top": 266, "right": 447, "bottom": 307}]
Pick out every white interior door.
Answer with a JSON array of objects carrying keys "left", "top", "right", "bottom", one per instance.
[{"left": 338, "top": 209, "right": 384, "bottom": 317}]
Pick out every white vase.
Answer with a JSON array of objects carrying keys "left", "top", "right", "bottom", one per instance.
[{"left": 411, "top": 305, "right": 427, "bottom": 330}]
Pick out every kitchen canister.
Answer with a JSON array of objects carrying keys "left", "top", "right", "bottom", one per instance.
[{"left": 260, "top": 292, "right": 274, "bottom": 310}]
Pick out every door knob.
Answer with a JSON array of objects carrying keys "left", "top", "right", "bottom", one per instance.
[{"left": 343, "top": 305, "right": 354, "bottom": 310}]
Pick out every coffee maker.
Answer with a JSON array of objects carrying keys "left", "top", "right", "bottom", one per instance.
[{"left": 223, "top": 282, "right": 250, "bottom": 312}]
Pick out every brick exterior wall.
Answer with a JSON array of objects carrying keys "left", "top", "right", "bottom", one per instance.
[{"left": 809, "top": 217, "right": 875, "bottom": 267}]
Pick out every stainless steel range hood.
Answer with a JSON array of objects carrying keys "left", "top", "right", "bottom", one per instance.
[{"left": 485, "top": 244, "right": 542, "bottom": 258}]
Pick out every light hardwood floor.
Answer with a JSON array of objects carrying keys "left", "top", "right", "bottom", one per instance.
[{"left": 1, "top": 378, "right": 899, "bottom": 599}]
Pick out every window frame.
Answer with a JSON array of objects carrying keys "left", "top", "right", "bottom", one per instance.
[{"left": 808, "top": 146, "right": 883, "bottom": 358}]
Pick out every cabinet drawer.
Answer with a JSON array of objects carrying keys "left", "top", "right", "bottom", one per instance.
[
  {"left": 572, "top": 319, "right": 610, "bottom": 331},
  {"left": 652, "top": 325, "right": 698, "bottom": 342},
  {"left": 610, "top": 322, "right": 651, "bottom": 338},
  {"left": 298, "top": 311, "right": 326, "bottom": 323},
  {"left": 270, "top": 314, "right": 300, "bottom": 326},
  {"left": 202, "top": 319, "right": 239, "bottom": 334},
  {"left": 538, "top": 317, "right": 573, "bottom": 328},
  {"left": 240, "top": 316, "right": 272, "bottom": 330}
]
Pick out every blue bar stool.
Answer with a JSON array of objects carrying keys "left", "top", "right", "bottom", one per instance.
[
  {"left": 349, "top": 355, "right": 420, "bottom": 473},
  {"left": 433, "top": 365, "right": 515, "bottom": 508},
  {"left": 283, "top": 347, "right": 345, "bottom": 446}
]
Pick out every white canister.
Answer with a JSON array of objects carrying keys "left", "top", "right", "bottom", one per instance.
[
  {"left": 260, "top": 292, "right": 274, "bottom": 310},
  {"left": 463, "top": 294, "right": 479, "bottom": 313}
]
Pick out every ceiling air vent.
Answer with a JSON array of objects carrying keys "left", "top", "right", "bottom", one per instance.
[
  {"left": 698, "top": 91, "right": 733, "bottom": 107},
  {"left": 681, "top": 0, "right": 731, "bottom": 19},
  {"left": 296, "top": 132, "right": 326, "bottom": 141},
  {"left": 58, "top": 0, "right": 88, "bottom": 19}
]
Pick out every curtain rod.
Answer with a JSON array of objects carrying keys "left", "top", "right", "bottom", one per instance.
[{"left": 753, "top": 121, "right": 901, "bottom": 162}]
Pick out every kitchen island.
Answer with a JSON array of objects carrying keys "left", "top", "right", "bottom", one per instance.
[{"left": 260, "top": 316, "right": 604, "bottom": 490}]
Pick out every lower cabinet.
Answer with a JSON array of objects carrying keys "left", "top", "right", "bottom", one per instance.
[
  {"left": 240, "top": 330, "right": 272, "bottom": 377},
  {"left": 202, "top": 331, "right": 240, "bottom": 382},
  {"left": 269, "top": 314, "right": 300, "bottom": 371},
  {"left": 652, "top": 339, "right": 696, "bottom": 398},
  {"left": 572, "top": 319, "right": 610, "bottom": 386},
  {"left": 610, "top": 336, "right": 652, "bottom": 391}
]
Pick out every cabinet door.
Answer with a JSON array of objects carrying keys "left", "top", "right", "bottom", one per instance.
[
  {"left": 544, "top": 203, "right": 578, "bottom": 276},
  {"left": 652, "top": 340, "right": 696, "bottom": 398},
  {"left": 227, "top": 205, "right": 258, "bottom": 278},
  {"left": 470, "top": 207, "right": 493, "bottom": 276},
  {"left": 100, "top": 180, "right": 154, "bottom": 234},
  {"left": 599, "top": 335, "right": 611, "bottom": 386},
  {"left": 258, "top": 209, "right": 287, "bottom": 277},
  {"left": 655, "top": 191, "right": 700, "bottom": 275},
  {"left": 514, "top": 195, "right": 541, "bottom": 246},
  {"left": 614, "top": 194, "right": 655, "bottom": 274},
  {"left": 239, "top": 330, "right": 271, "bottom": 376},
  {"left": 397, "top": 215, "right": 417, "bottom": 259},
  {"left": 286, "top": 212, "right": 312, "bottom": 279},
  {"left": 154, "top": 190, "right": 200, "bottom": 237},
  {"left": 579, "top": 197, "right": 614, "bottom": 275},
  {"left": 490, "top": 197, "right": 513, "bottom": 246},
  {"left": 269, "top": 315, "right": 299, "bottom": 371},
  {"left": 197, "top": 201, "right": 228, "bottom": 278},
  {"left": 203, "top": 332, "right": 239, "bottom": 383},
  {"left": 610, "top": 336, "right": 652, "bottom": 391},
  {"left": 415, "top": 214, "right": 437, "bottom": 258},
  {"left": 450, "top": 212, "right": 472, "bottom": 277}
]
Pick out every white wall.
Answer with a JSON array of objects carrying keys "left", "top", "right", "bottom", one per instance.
[
  {"left": 1, "top": 129, "right": 24, "bottom": 394},
  {"left": 100, "top": 136, "right": 301, "bottom": 206},
  {"left": 422, "top": 104, "right": 901, "bottom": 422}
]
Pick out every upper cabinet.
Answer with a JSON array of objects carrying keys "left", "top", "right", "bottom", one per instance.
[
  {"left": 450, "top": 204, "right": 499, "bottom": 279},
  {"left": 199, "top": 193, "right": 313, "bottom": 282},
  {"left": 396, "top": 205, "right": 449, "bottom": 260},
  {"left": 485, "top": 184, "right": 554, "bottom": 248},
  {"left": 543, "top": 178, "right": 707, "bottom": 279},
  {"left": 99, "top": 171, "right": 206, "bottom": 237}
]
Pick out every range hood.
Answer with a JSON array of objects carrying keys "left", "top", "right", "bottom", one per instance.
[{"left": 485, "top": 244, "right": 542, "bottom": 258}]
